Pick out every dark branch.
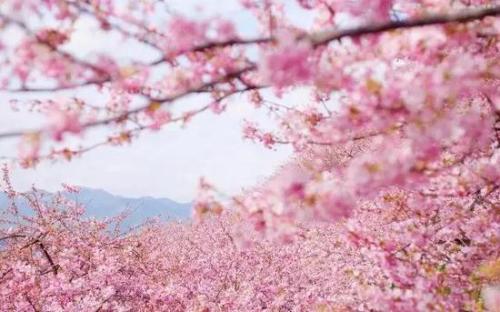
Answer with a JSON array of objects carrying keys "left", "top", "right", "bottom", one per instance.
[
  {"left": 310, "top": 5, "right": 500, "bottom": 46},
  {"left": 37, "top": 241, "right": 59, "bottom": 275}
]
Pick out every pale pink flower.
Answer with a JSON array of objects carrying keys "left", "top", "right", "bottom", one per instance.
[
  {"left": 46, "top": 108, "right": 82, "bottom": 141},
  {"left": 61, "top": 183, "right": 80, "bottom": 193},
  {"left": 166, "top": 16, "right": 207, "bottom": 56},
  {"left": 482, "top": 285, "right": 500, "bottom": 312},
  {"left": 214, "top": 19, "right": 237, "bottom": 42},
  {"left": 267, "top": 163, "right": 310, "bottom": 198},
  {"left": 146, "top": 109, "right": 171, "bottom": 131},
  {"left": 242, "top": 121, "right": 258, "bottom": 140},
  {"left": 261, "top": 132, "right": 276, "bottom": 148},
  {"left": 335, "top": 0, "right": 394, "bottom": 21},
  {"left": 18, "top": 133, "right": 41, "bottom": 168},
  {"left": 209, "top": 101, "right": 225, "bottom": 114}
]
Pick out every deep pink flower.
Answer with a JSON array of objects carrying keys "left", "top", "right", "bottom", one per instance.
[
  {"left": 260, "top": 31, "right": 313, "bottom": 89},
  {"left": 318, "top": 192, "right": 355, "bottom": 221}
]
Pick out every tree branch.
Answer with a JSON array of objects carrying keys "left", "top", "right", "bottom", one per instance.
[
  {"left": 2, "top": 6, "right": 497, "bottom": 92},
  {"left": 65, "top": 0, "right": 165, "bottom": 54},
  {"left": 0, "top": 234, "right": 26, "bottom": 242},
  {"left": 71, "top": 65, "right": 259, "bottom": 129},
  {"left": 309, "top": 5, "right": 500, "bottom": 46},
  {"left": 0, "top": 12, "right": 112, "bottom": 89},
  {"left": 37, "top": 241, "right": 59, "bottom": 275},
  {"left": 152, "top": 5, "right": 500, "bottom": 65},
  {"left": 0, "top": 6, "right": 498, "bottom": 140},
  {"left": 0, "top": 85, "right": 262, "bottom": 163}
]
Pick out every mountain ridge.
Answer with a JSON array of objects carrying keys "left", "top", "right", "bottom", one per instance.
[{"left": 0, "top": 187, "right": 192, "bottom": 228}]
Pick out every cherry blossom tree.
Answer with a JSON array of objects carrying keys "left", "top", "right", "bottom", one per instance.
[
  {"left": 0, "top": 168, "right": 374, "bottom": 311},
  {"left": 0, "top": 0, "right": 499, "bottom": 311}
]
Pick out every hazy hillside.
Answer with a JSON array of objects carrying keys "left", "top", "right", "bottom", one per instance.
[{"left": 0, "top": 188, "right": 192, "bottom": 228}]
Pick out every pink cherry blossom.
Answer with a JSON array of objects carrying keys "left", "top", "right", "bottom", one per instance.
[
  {"left": 45, "top": 108, "right": 82, "bottom": 141},
  {"left": 259, "top": 30, "right": 314, "bottom": 89},
  {"left": 17, "top": 133, "right": 41, "bottom": 168},
  {"left": 0, "top": 1, "right": 499, "bottom": 310},
  {"left": 482, "top": 285, "right": 500, "bottom": 312},
  {"left": 164, "top": 16, "right": 207, "bottom": 56},
  {"left": 335, "top": 0, "right": 394, "bottom": 22}
]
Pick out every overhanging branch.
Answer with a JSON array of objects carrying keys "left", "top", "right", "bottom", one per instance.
[{"left": 0, "top": 6, "right": 498, "bottom": 141}]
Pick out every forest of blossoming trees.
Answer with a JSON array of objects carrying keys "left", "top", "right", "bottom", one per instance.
[{"left": 0, "top": 0, "right": 499, "bottom": 311}]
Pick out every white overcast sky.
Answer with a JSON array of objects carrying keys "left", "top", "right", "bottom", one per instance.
[{"left": 0, "top": 0, "right": 319, "bottom": 202}]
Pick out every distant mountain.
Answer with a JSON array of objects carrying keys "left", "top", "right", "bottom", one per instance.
[{"left": 0, "top": 188, "right": 192, "bottom": 228}]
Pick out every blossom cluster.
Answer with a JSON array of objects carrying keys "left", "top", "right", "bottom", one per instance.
[{"left": 0, "top": 0, "right": 499, "bottom": 310}]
